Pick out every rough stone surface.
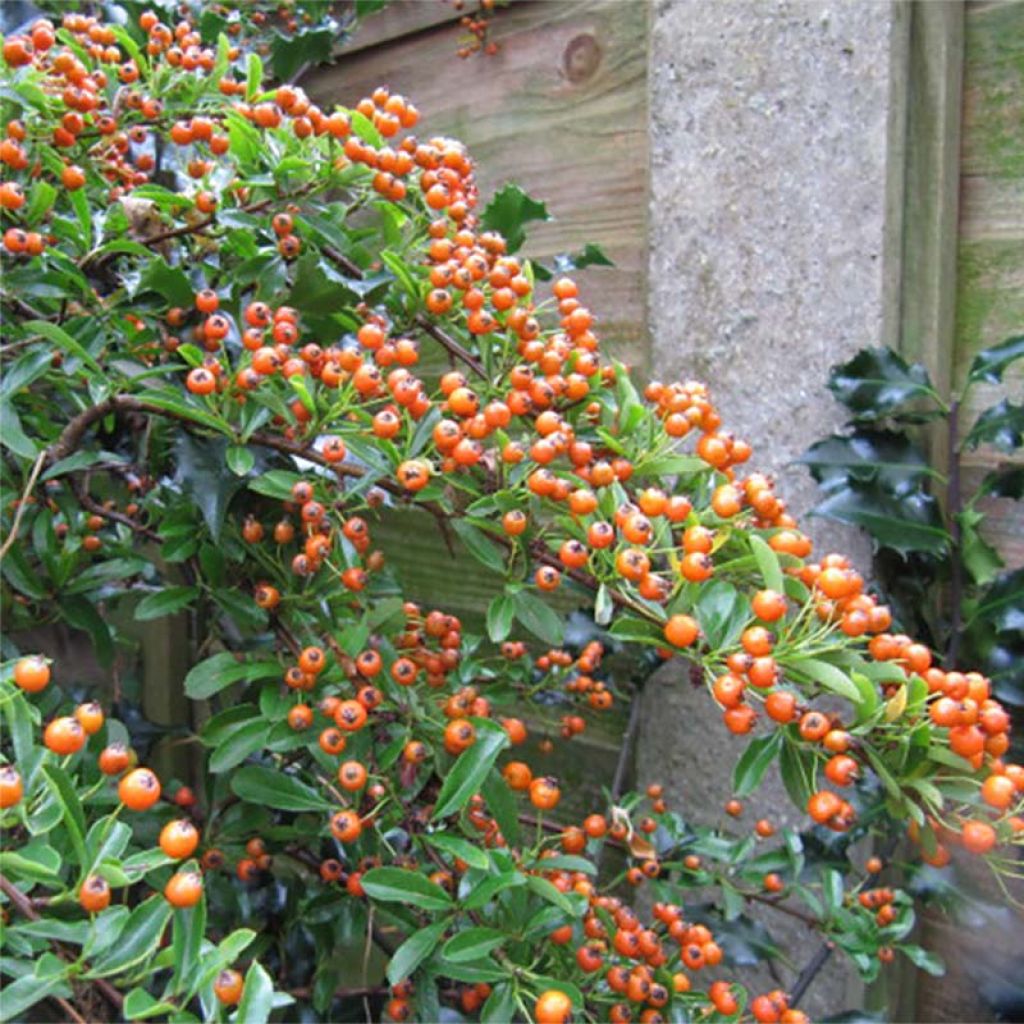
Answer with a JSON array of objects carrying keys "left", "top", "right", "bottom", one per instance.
[{"left": 639, "top": 2, "right": 905, "bottom": 1016}]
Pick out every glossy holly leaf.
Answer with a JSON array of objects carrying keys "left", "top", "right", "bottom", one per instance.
[
  {"left": 963, "top": 399, "right": 1024, "bottom": 453},
  {"left": 134, "top": 256, "right": 194, "bottom": 308},
  {"left": 977, "top": 466, "right": 1024, "bottom": 500},
  {"left": 287, "top": 252, "right": 359, "bottom": 314},
  {"left": 534, "top": 242, "right": 616, "bottom": 279},
  {"left": 800, "top": 430, "right": 937, "bottom": 493},
  {"left": 966, "top": 334, "right": 1024, "bottom": 386},
  {"left": 811, "top": 480, "right": 949, "bottom": 555},
  {"left": 481, "top": 184, "right": 550, "bottom": 253},
  {"left": 827, "top": 348, "right": 941, "bottom": 422},
  {"left": 270, "top": 26, "right": 334, "bottom": 82},
  {"left": 958, "top": 508, "right": 1004, "bottom": 586},
  {"left": 970, "top": 570, "right": 1024, "bottom": 637},
  {"left": 174, "top": 434, "right": 246, "bottom": 542}
]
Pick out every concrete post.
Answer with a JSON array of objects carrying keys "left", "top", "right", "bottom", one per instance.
[{"left": 639, "top": 3, "right": 910, "bottom": 1015}]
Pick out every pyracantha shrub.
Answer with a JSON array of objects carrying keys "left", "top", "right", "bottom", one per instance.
[{"left": 0, "top": 4, "right": 1021, "bottom": 1022}]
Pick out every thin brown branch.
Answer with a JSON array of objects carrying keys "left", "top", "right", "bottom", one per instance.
[
  {"left": 0, "top": 874, "right": 125, "bottom": 1012},
  {"left": 1, "top": 292, "right": 51, "bottom": 321},
  {"left": 743, "top": 890, "right": 821, "bottom": 928},
  {"left": 0, "top": 450, "right": 46, "bottom": 560},
  {"left": 321, "top": 243, "right": 365, "bottom": 280},
  {"left": 414, "top": 315, "right": 487, "bottom": 379}
]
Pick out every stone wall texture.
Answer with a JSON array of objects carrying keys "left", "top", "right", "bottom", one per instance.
[{"left": 639, "top": 2, "right": 907, "bottom": 1016}]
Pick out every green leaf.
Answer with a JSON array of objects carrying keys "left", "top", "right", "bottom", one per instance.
[
  {"left": 779, "top": 739, "right": 816, "bottom": 809},
  {"left": 481, "top": 982, "right": 517, "bottom": 1024},
  {"left": 122, "top": 989, "right": 180, "bottom": 1020},
  {"left": 442, "top": 927, "right": 506, "bottom": 963},
  {"left": 171, "top": 895, "right": 206, "bottom": 995},
  {"left": 959, "top": 508, "right": 1004, "bottom": 585},
  {"left": 901, "top": 944, "right": 945, "bottom": 976},
  {"left": 811, "top": 480, "right": 949, "bottom": 555},
  {"left": 732, "top": 731, "right": 783, "bottom": 798},
  {"left": 556, "top": 242, "right": 615, "bottom": 272},
  {"left": 361, "top": 867, "right": 454, "bottom": 912},
  {"left": 634, "top": 453, "right": 706, "bottom": 477},
  {"left": 423, "top": 832, "right": 490, "bottom": 871},
  {"left": 432, "top": 719, "right": 509, "bottom": 820},
  {"left": 0, "top": 970, "right": 72, "bottom": 1020},
  {"left": 134, "top": 586, "right": 198, "bottom": 621},
  {"left": 486, "top": 593, "right": 516, "bottom": 643},
  {"left": 480, "top": 184, "right": 550, "bottom": 253},
  {"left": 827, "top": 347, "right": 940, "bottom": 421},
  {"left": 174, "top": 434, "right": 245, "bottom": 542},
  {"left": 512, "top": 589, "right": 564, "bottom": 646},
  {"left": 967, "top": 569, "right": 1024, "bottom": 635},
  {"left": 87, "top": 895, "right": 173, "bottom": 978},
  {"left": 235, "top": 961, "right": 275, "bottom": 1024},
  {"left": 481, "top": 768, "right": 521, "bottom": 845},
  {"left": 248, "top": 469, "right": 303, "bottom": 500},
  {"left": 184, "top": 652, "right": 281, "bottom": 699},
  {"left": 966, "top": 334, "right": 1024, "bottom": 386},
  {"left": 977, "top": 466, "right": 1024, "bottom": 500},
  {"left": 226, "top": 445, "right": 256, "bottom": 476},
  {"left": 594, "top": 583, "right": 613, "bottom": 626},
  {"left": 230, "top": 765, "right": 332, "bottom": 812},
  {"left": 209, "top": 718, "right": 271, "bottom": 773},
  {"left": 247, "top": 53, "right": 264, "bottom": 100},
  {"left": 800, "top": 429, "right": 938, "bottom": 492},
  {"left": 2, "top": 686, "right": 34, "bottom": 765},
  {"left": 134, "top": 256, "right": 194, "bottom": 308},
  {"left": 963, "top": 399, "right": 1024, "bottom": 453},
  {"left": 462, "top": 871, "right": 527, "bottom": 910},
  {"left": 270, "top": 26, "right": 334, "bottom": 81},
  {"left": 0, "top": 401, "right": 38, "bottom": 458},
  {"left": 23, "top": 319, "right": 102, "bottom": 373},
  {"left": 749, "top": 534, "right": 785, "bottom": 593},
  {"left": 695, "top": 579, "right": 747, "bottom": 648},
  {"left": 452, "top": 519, "right": 506, "bottom": 575},
  {"left": 787, "top": 657, "right": 862, "bottom": 703},
  {"left": 0, "top": 842, "right": 61, "bottom": 883},
  {"left": 386, "top": 919, "right": 449, "bottom": 986},
  {"left": 41, "top": 764, "right": 87, "bottom": 868},
  {"left": 526, "top": 874, "right": 583, "bottom": 916},
  {"left": 25, "top": 180, "right": 56, "bottom": 226}
]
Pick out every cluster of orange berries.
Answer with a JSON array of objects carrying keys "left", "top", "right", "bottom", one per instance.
[
  {"left": 242, "top": 477, "right": 382, "bottom": 588},
  {"left": 1, "top": 656, "right": 222, "bottom": 916},
  {"left": 451, "top": 0, "right": 501, "bottom": 59}
]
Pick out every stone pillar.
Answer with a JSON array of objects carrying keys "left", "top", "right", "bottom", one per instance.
[{"left": 639, "top": 2, "right": 910, "bottom": 1017}]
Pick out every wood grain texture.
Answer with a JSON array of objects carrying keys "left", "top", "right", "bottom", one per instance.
[
  {"left": 303, "top": 0, "right": 650, "bottom": 368},
  {"left": 959, "top": 0, "right": 1024, "bottom": 177},
  {"left": 954, "top": 0, "right": 1024, "bottom": 567}
]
